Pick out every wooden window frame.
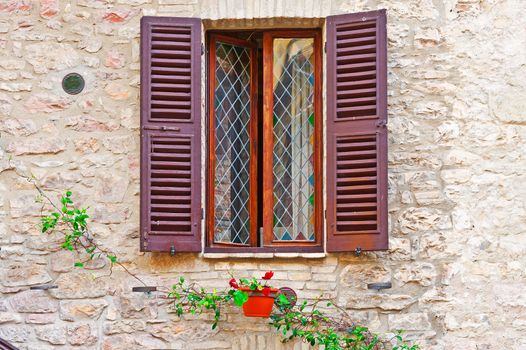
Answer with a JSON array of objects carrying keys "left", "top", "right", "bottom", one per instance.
[
  {"left": 205, "top": 29, "right": 324, "bottom": 253},
  {"left": 206, "top": 34, "right": 259, "bottom": 249},
  {"left": 262, "top": 30, "right": 323, "bottom": 248}
]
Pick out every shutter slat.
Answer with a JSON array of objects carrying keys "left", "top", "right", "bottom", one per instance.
[
  {"left": 151, "top": 101, "right": 191, "bottom": 109},
  {"left": 151, "top": 49, "right": 192, "bottom": 58},
  {"left": 152, "top": 144, "right": 191, "bottom": 152},
  {"left": 141, "top": 16, "right": 202, "bottom": 253},
  {"left": 337, "top": 149, "right": 377, "bottom": 159},
  {"left": 151, "top": 58, "right": 191, "bottom": 67},
  {"left": 337, "top": 71, "right": 377, "bottom": 82},
  {"left": 151, "top": 212, "right": 191, "bottom": 219},
  {"left": 337, "top": 61, "right": 377, "bottom": 74},
  {"left": 337, "top": 167, "right": 377, "bottom": 177},
  {"left": 151, "top": 75, "right": 191, "bottom": 84},
  {"left": 337, "top": 185, "right": 377, "bottom": 193},
  {"left": 151, "top": 67, "right": 191, "bottom": 75},
  {"left": 337, "top": 88, "right": 377, "bottom": 100},
  {"left": 151, "top": 195, "right": 191, "bottom": 202},
  {"left": 151, "top": 83, "right": 191, "bottom": 91},
  {"left": 337, "top": 78, "right": 376, "bottom": 89},
  {"left": 151, "top": 160, "right": 191, "bottom": 169},
  {"left": 327, "top": 10, "right": 388, "bottom": 252},
  {"left": 336, "top": 53, "right": 377, "bottom": 64},
  {"left": 337, "top": 96, "right": 377, "bottom": 107},
  {"left": 152, "top": 203, "right": 191, "bottom": 210},
  {"left": 337, "top": 44, "right": 376, "bottom": 55},
  {"left": 337, "top": 158, "right": 377, "bottom": 168},
  {"left": 337, "top": 35, "right": 377, "bottom": 48},
  {"left": 336, "top": 27, "right": 376, "bottom": 40},
  {"left": 337, "top": 140, "right": 376, "bottom": 150},
  {"left": 152, "top": 41, "right": 191, "bottom": 50},
  {"left": 152, "top": 91, "right": 191, "bottom": 99},
  {"left": 151, "top": 109, "right": 191, "bottom": 118},
  {"left": 337, "top": 202, "right": 377, "bottom": 210},
  {"left": 151, "top": 33, "right": 191, "bottom": 41}
]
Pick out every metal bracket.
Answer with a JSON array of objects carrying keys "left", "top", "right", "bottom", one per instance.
[
  {"left": 324, "top": 42, "right": 327, "bottom": 53},
  {"left": 30, "top": 284, "right": 58, "bottom": 290},
  {"left": 170, "top": 245, "right": 176, "bottom": 256},
  {"left": 355, "top": 247, "right": 362, "bottom": 256},
  {"left": 132, "top": 286, "right": 158, "bottom": 293},
  {"left": 201, "top": 43, "right": 205, "bottom": 55},
  {"left": 367, "top": 282, "right": 392, "bottom": 291}
]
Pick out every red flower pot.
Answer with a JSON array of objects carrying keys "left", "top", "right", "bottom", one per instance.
[{"left": 240, "top": 287, "right": 279, "bottom": 317}]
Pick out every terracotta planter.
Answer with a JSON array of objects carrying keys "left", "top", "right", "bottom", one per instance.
[{"left": 240, "top": 287, "right": 279, "bottom": 317}]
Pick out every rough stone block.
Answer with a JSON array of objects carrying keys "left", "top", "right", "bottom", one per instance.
[
  {"left": 59, "top": 300, "right": 108, "bottom": 321},
  {"left": 9, "top": 290, "right": 57, "bottom": 313}
]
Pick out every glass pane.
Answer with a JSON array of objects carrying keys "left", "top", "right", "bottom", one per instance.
[
  {"left": 213, "top": 42, "right": 251, "bottom": 245},
  {"left": 272, "top": 38, "right": 315, "bottom": 241}
]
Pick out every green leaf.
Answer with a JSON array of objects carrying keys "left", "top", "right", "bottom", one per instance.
[
  {"left": 74, "top": 262, "right": 84, "bottom": 268},
  {"left": 108, "top": 255, "right": 117, "bottom": 263},
  {"left": 232, "top": 290, "right": 248, "bottom": 307},
  {"left": 277, "top": 293, "right": 290, "bottom": 306}
]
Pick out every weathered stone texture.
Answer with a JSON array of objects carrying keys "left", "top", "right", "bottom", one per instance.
[{"left": 0, "top": 0, "right": 524, "bottom": 349}]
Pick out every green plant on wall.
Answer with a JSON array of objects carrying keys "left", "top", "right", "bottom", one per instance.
[
  {"left": 19, "top": 166, "right": 417, "bottom": 350},
  {"left": 166, "top": 274, "right": 418, "bottom": 350},
  {"left": 40, "top": 190, "right": 120, "bottom": 269}
]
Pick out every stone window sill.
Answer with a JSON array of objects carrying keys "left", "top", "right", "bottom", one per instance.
[{"left": 201, "top": 252, "right": 326, "bottom": 259}]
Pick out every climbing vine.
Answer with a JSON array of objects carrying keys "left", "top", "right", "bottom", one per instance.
[{"left": 10, "top": 161, "right": 418, "bottom": 350}]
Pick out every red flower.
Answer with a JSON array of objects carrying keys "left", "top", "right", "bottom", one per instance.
[
  {"left": 262, "top": 271, "right": 274, "bottom": 280},
  {"left": 262, "top": 287, "right": 271, "bottom": 297},
  {"left": 229, "top": 278, "right": 239, "bottom": 289}
]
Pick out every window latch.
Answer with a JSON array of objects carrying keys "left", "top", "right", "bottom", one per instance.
[
  {"left": 170, "top": 245, "right": 176, "bottom": 256},
  {"left": 375, "top": 120, "right": 387, "bottom": 128}
]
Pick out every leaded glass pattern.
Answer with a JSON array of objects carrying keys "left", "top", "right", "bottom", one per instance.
[
  {"left": 213, "top": 42, "right": 251, "bottom": 245},
  {"left": 272, "top": 38, "right": 315, "bottom": 241}
]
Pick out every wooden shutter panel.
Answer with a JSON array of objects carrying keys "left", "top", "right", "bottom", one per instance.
[
  {"left": 326, "top": 10, "right": 388, "bottom": 252},
  {"left": 140, "top": 16, "right": 202, "bottom": 252}
]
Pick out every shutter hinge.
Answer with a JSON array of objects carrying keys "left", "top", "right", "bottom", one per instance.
[
  {"left": 324, "top": 42, "right": 327, "bottom": 53},
  {"left": 170, "top": 245, "right": 176, "bottom": 256},
  {"left": 201, "top": 43, "right": 204, "bottom": 55},
  {"left": 355, "top": 247, "right": 362, "bottom": 256},
  {"left": 375, "top": 120, "right": 387, "bottom": 128},
  {"left": 201, "top": 207, "right": 204, "bottom": 220},
  {"left": 324, "top": 209, "right": 327, "bottom": 219}
]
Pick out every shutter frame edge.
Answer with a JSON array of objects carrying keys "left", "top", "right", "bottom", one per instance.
[
  {"left": 326, "top": 9, "right": 388, "bottom": 253},
  {"left": 140, "top": 16, "right": 202, "bottom": 253}
]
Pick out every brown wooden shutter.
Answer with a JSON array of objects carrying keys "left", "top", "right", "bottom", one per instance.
[
  {"left": 326, "top": 10, "right": 388, "bottom": 252},
  {"left": 140, "top": 16, "right": 202, "bottom": 252}
]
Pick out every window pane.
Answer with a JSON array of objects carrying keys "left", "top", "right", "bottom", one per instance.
[
  {"left": 213, "top": 42, "right": 251, "bottom": 245},
  {"left": 272, "top": 38, "right": 315, "bottom": 241}
]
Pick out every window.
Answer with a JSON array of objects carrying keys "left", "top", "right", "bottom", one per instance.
[
  {"left": 207, "top": 31, "right": 323, "bottom": 251},
  {"left": 140, "top": 10, "right": 388, "bottom": 254}
]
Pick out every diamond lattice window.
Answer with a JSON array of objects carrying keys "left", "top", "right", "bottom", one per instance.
[
  {"left": 212, "top": 41, "right": 252, "bottom": 245},
  {"left": 272, "top": 38, "right": 315, "bottom": 241},
  {"left": 207, "top": 31, "right": 322, "bottom": 250}
]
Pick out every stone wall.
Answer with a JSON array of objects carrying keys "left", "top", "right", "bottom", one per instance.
[{"left": 0, "top": 0, "right": 525, "bottom": 349}]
